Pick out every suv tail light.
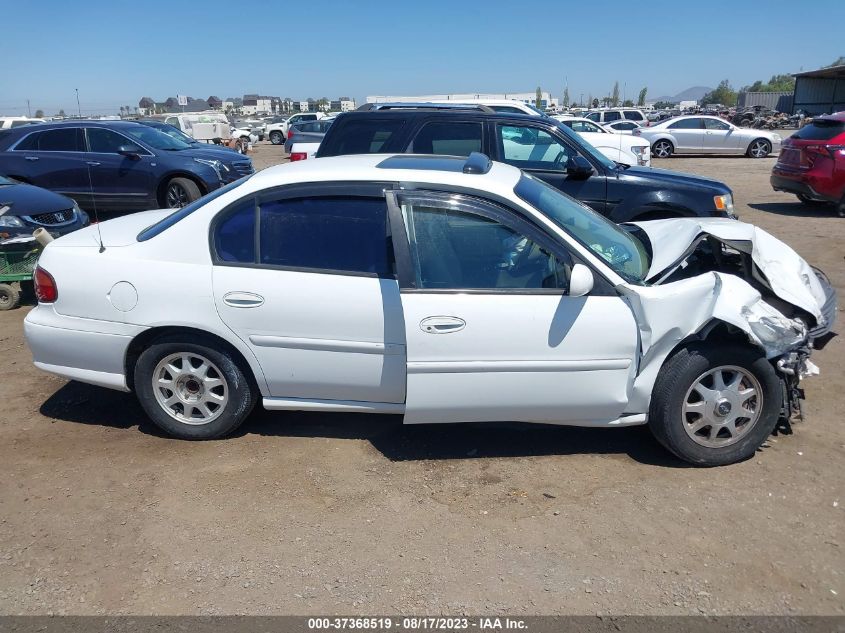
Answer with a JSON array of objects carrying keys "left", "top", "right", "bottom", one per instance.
[
  {"left": 34, "top": 266, "right": 57, "bottom": 303},
  {"left": 805, "top": 144, "right": 844, "bottom": 160},
  {"left": 289, "top": 152, "right": 307, "bottom": 162},
  {"left": 287, "top": 129, "right": 295, "bottom": 139}
]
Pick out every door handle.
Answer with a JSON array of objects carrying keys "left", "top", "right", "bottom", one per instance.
[
  {"left": 24, "top": 156, "right": 38, "bottom": 161},
  {"left": 86, "top": 161, "right": 101, "bottom": 167},
  {"left": 420, "top": 316, "right": 466, "bottom": 334},
  {"left": 222, "top": 291, "right": 264, "bottom": 308}
]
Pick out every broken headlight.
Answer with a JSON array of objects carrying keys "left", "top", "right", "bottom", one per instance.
[{"left": 742, "top": 303, "right": 807, "bottom": 353}]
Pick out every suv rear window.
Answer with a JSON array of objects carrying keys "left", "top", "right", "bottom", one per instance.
[
  {"left": 322, "top": 118, "right": 404, "bottom": 155},
  {"left": 794, "top": 119, "right": 845, "bottom": 141}
]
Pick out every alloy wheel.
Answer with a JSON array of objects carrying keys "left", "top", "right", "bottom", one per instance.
[
  {"left": 653, "top": 141, "right": 672, "bottom": 158},
  {"left": 166, "top": 183, "right": 190, "bottom": 208},
  {"left": 152, "top": 352, "right": 229, "bottom": 425},
  {"left": 749, "top": 140, "right": 770, "bottom": 158},
  {"left": 682, "top": 365, "right": 762, "bottom": 448}
]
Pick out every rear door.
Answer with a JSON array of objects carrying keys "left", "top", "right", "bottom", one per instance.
[
  {"left": 667, "top": 118, "right": 705, "bottom": 152},
  {"left": 491, "top": 121, "right": 608, "bottom": 214},
  {"left": 84, "top": 127, "right": 155, "bottom": 211},
  {"left": 7, "top": 128, "right": 90, "bottom": 204},
  {"left": 211, "top": 183, "right": 407, "bottom": 405},
  {"left": 389, "top": 189, "right": 638, "bottom": 424}
]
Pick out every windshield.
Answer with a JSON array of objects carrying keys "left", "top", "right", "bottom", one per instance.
[
  {"left": 149, "top": 123, "right": 197, "bottom": 145},
  {"left": 123, "top": 126, "right": 193, "bottom": 151},
  {"left": 514, "top": 174, "right": 649, "bottom": 283},
  {"left": 553, "top": 123, "right": 617, "bottom": 171}
]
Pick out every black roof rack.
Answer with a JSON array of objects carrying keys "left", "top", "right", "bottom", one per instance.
[{"left": 356, "top": 102, "right": 495, "bottom": 113}]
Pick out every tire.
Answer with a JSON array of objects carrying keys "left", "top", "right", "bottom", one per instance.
[
  {"left": 796, "top": 193, "right": 829, "bottom": 207},
  {"left": 269, "top": 131, "right": 283, "bottom": 145},
  {"left": 648, "top": 344, "right": 782, "bottom": 466},
  {"left": 652, "top": 140, "right": 674, "bottom": 158},
  {"left": 838, "top": 196, "right": 845, "bottom": 218},
  {"left": 0, "top": 283, "right": 20, "bottom": 310},
  {"left": 164, "top": 177, "right": 201, "bottom": 209},
  {"left": 133, "top": 335, "right": 256, "bottom": 439},
  {"left": 746, "top": 138, "right": 771, "bottom": 158}
]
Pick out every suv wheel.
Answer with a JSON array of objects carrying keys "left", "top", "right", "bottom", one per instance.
[
  {"left": 269, "top": 131, "right": 283, "bottom": 145},
  {"left": 648, "top": 344, "right": 781, "bottom": 466},
  {"left": 652, "top": 140, "right": 674, "bottom": 158},
  {"left": 134, "top": 336, "right": 256, "bottom": 439}
]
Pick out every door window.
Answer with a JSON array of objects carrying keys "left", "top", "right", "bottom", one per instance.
[
  {"left": 87, "top": 128, "right": 138, "bottom": 153},
  {"left": 400, "top": 195, "right": 570, "bottom": 291},
  {"left": 585, "top": 112, "right": 600, "bottom": 122},
  {"left": 19, "top": 128, "right": 84, "bottom": 151},
  {"left": 326, "top": 119, "right": 404, "bottom": 154},
  {"left": 564, "top": 120, "right": 604, "bottom": 133},
  {"left": 603, "top": 111, "right": 622, "bottom": 122},
  {"left": 623, "top": 111, "right": 644, "bottom": 121},
  {"left": 214, "top": 199, "right": 256, "bottom": 263},
  {"left": 497, "top": 124, "right": 575, "bottom": 171},
  {"left": 703, "top": 118, "right": 730, "bottom": 130},
  {"left": 668, "top": 118, "right": 704, "bottom": 130},
  {"left": 408, "top": 121, "right": 482, "bottom": 155}
]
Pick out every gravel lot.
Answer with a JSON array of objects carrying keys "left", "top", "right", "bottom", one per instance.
[{"left": 0, "top": 143, "right": 843, "bottom": 616}]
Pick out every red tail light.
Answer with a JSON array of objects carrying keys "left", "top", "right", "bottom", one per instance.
[
  {"left": 34, "top": 266, "right": 57, "bottom": 303},
  {"left": 287, "top": 129, "right": 294, "bottom": 138},
  {"left": 805, "top": 144, "right": 844, "bottom": 160},
  {"left": 289, "top": 152, "right": 307, "bottom": 161}
]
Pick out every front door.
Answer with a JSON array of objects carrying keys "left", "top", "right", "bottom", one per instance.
[
  {"left": 9, "top": 127, "right": 91, "bottom": 204},
  {"left": 702, "top": 118, "right": 742, "bottom": 153},
  {"left": 390, "top": 190, "right": 639, "bottom": 424},
  {"left": 211, "top": 187, "right": 406, "bottom": 404},
  {"left": 84, "top": 127, "right": 155, "bottom": 211},
  {"left": 492, "top": 122, "right": 608, "bottom": 214}
]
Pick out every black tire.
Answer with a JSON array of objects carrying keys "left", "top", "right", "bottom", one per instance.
[
  {"left": 0, "top": 283, "right": 20, "bottom": 311},
  {"left": 837, "top": 195, "right": 845, "bottom": 218},
  {"left": 796, "top": 193, "right": 830, "bottom": 207},
  {"left": 164, "top": 177, "right": 201, "bottom": 208},
  {"left": 652, "top": 139, "right": 674, "bottom": 158},
  {"left": 746, "top": 138, "right": 771, "bottom": 158},
  {"left": 648, "top": 344, "right": 782, "bottom": 466},
  {"left": 133, "top": 335, "right": 256, "bottom": 440},
  {"left": 269, "top": 131, "right": 283, "bottom": 145}
]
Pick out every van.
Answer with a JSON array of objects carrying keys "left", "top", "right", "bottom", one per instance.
[{"left": 585, "top": 109, "right": 649, "bottom": 126}]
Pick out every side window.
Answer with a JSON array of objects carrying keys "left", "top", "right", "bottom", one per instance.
[
  {"left": 490, "top": 106, "right": 525, "bottom": 114},
  {"left": 165, "top": 117, "right": 180, "bottom": 128},
  {"left": 497, "top": 125, "right": 575, "bottom": 171},
  {"left": 214, "top": 199, "right": 256, "bottom": 263},
  {"left": 568, "top": 120, "right": 602, "bottom": 133},
  {"left": 624, "top": 111, "right": 644, "bottom": 121},
  {"left": 603, "top": 111, "right": 622, "bottom": 122},
  {"left": 704, "top": 118, "right": 730, "bottom": 131},
  {"left": 31, "top": 128, "right": 84, "bottom": 152},
  {"left": 303, "top": 114, "right": 317, "bottom": 121},
  {"left": 328, "top": 119, "right": 404, "bottom": 154},
  {"left": 14, "top": 131, "right": 41, "bottom": 151},
  {"left": 87, "top": 128, "right": 135, "bottom": 153},
  {"left": 585, "top": 112, "right": 600, "bottom": 122},
  {"left": 400, "top": 196, "right": 570, "bottom": 291},
  {"left": 409, "top": 121, "right": 482, "bottom": 155},
  {"left": 669, "top": 118, "right": 703, "bottom": 130},
  {"left": 258, "top": 197, "right": 391, "bottom": 276}
]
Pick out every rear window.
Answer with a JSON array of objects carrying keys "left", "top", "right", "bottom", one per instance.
[
  {"left": 321, "top": 118, "right": 405, "bottom": 155},
  {"left": 794, "top": 119, "right": 845, "bottom": 141}
]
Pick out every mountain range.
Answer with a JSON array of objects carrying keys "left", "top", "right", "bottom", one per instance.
[{"left": 652, "top": 86, "right": 713, "bottom": 103}]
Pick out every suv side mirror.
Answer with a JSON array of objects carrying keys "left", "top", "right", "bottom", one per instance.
[
  {"left": 117, "top": 145, "right": 142, "bottom": 159},
  {"left": 566, "top": 155, "right": 593, "bottom": 179},
  {"left": 569, "top": 263, "right": 594, "bottom": 297}
]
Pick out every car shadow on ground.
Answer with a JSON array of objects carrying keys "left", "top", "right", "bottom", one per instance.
[
  {"left": 748, "top": 201, "right": 838, "bottom": 218},
  {"left": 39, "top": 381, "right": 690, "bottom": 468}
]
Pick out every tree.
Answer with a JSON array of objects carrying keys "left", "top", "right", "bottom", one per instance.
[
  {"left": 34, "top": 109, "right": 44, "bottom": 118},
  {"left": 58, "top": 109, "right": 66, "bottom": 117},
  {"left": 119, "top": 106, "right": 125, "bottom": 117},
  {"left": 587, "top": 94, "right": 593, "bottom": 109},
  {"left": 622, "top": 99, "right": 634, "bottom": 107},
  {"left": 611, "top": 81, "right": 620, "bottom": 107},
  {"left": 592, "top": 97, "right": 600, "bottom": 108},
  {"left": 653, "top": 101, "right": 675, "bottom": 109},
  {"left": 535, "top": 86, "right": 542, "bottom": 109},
  {"left": 637, "top": 86, "right": 647, "bottom": 107},
  {"left": 562, "top": 87, "right": 569, "bottom": 109},
  {"left": 601, "top": 96, "right": 612, "bottom": 107},
  {"left": 701, "top": 79, "right": 737, "bottom": 107},
  {"left": 741, "top": 74, "right": 794, "bottom": 93}
]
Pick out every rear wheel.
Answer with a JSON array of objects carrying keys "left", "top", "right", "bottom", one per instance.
[
  {"left": 746, "top": 138, "right": 771, "bottom": 158},
  {"left": 838, "top": 195, "right": 845, "bottom": 218},
  {"left": 134, "top": 336, "right": 256, "bottom": 439},
  {"left": 652, "top": 139, "right": 674, "bottom": 158},
  {"left": 269, "top": 131, "right": 284, "bottom": 145},
  {"left": 648, "top": 344, "right": 781, "bottom": 466},
  {"left": 0, "top": 283, "right": 20, "bottom": 310},
  {"left": 164, "top": 177, "right": 201, "bottom": 208}
]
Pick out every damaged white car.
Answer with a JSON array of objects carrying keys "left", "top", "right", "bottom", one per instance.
[{"left": 24, "top": 153, "right": 836, "bottom": 466}]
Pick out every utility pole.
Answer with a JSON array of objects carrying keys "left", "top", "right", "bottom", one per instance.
[
  {"left": 27, "top": 100, "right": 31, "bottom": 117},
  {"left": 75, "top": 88, "right": 82, "bottom": 118}
]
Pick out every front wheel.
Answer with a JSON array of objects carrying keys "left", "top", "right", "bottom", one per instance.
[
  {"left": 164, "top": 177, "right": 201, "bottom": 208},
  {"left": 134, "top": 336, "right": 256, "bottom": 439},
  {"left": 652, "top": 140, "right": 674, "bottom": 158},
  {"left": 746, "top": 139, "right": 771, "bottom": 158},
  {"left": 0, "top": 283, "right": 20, "bottom": 310},
  {"left": 269, "top": 131, "right": 283, "bottom": 145},
  {"left": 648, "top": 344, "right": 782, "bottom": 466}
]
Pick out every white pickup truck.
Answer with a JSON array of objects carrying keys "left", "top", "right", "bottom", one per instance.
[{"left": 266, "top": 112, "right": 327, "bottom": 145}]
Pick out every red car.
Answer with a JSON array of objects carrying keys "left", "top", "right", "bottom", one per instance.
[{"left": 771, "top": 112, "right": 845, "bottom": 216}]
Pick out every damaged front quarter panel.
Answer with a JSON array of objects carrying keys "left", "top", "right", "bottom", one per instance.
[{"left": 620, "top": 272, "right": 811, "bottom": 413}]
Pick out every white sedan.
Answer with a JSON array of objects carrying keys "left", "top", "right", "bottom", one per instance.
[
  {"left": 634, "top": 115, "right": 782, "bottom": 158},
  {"left": 553, "top": 116, "right": 651, "bottom": 167},
  {"left": 25, "top": 153, "right": 834, "bottom": 466}
]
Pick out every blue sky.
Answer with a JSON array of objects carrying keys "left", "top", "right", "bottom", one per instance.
[{"left": 1, "top": 0, "right": 843, "bottom": 115}]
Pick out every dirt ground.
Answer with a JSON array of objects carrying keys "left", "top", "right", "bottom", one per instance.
[{"left": 0, "top": 143, "right": 843, "bottom": 616}]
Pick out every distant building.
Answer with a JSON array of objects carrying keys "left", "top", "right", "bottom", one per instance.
[
  {"left": 367, "top": 92, "right": 559, "bottom": 110},
  {"left": 207, "top": 96, "right": 223, "bottom": 109},
  {"left": 331, "top": 98, "right": 356, "bottom": 112},
  {"left": 791, "top": 64, "right": 845, "bottom": 115}
]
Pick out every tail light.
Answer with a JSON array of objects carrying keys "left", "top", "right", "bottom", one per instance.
[
  {"left": 34, "top": 266, "right": 57, "bottom": 303},
  {"left": 805, "top": 144, "right": 844, "bottom": 160},
  {"left": 287, "top": 129, "right": 295, "bottom": 139},
  {"left": 289, "top": 152, "right": 307, "bottom": 162}
]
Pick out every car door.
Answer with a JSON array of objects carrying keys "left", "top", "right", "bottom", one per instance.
[
  {"left": 7, "top": 127, "right": 90, "bottom": 204},
  {"left": 666, "top": 118, "right": 705, "bottom": 152},
  {"left": 702, "top": 117, "right": 740, "bottom": 153},
  {"left": 211, "top": 184, "right": 407, "bottom": 406},
  {"left": 84, "top": 127, "right": 155, "bottom": 211},
  {"left": 491, "top": 122, "right": 608, "bottom": 213},
  {"left": 388, "top": 189, "right": 638, "bottom": 424}
]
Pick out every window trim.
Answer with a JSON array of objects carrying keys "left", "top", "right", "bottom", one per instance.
[
  {"left": 84, "top": 127, "right": 153, "bottom": 156},
  {"left": 208, "top": 181, "right": 398, "bottom": 279}
]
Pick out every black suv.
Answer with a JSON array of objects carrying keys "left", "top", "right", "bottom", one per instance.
[{"left": 316, "top": 107, "right": 736, "bottom": 222}]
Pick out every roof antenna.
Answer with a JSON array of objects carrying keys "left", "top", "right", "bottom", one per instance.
[{"left": 77, "top": 88, "right": 105, "bottom": 252}]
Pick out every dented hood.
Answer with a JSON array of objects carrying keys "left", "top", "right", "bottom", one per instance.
[{"left": 629, "top": 217, "right": 827, "bottom": 321}]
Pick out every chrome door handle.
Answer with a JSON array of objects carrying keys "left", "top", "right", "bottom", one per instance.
[
  {"left": 24, "top": 156, "right": 39, "bottom": 161},
  {"left": 222, "top": 291, "right": 264, "bottom": 308},
  {"left": 86, "top": 161, "right": 101, "bottom": 166},
  {"left": 420, "top": 316, "right": 466, "bottom": 334}
]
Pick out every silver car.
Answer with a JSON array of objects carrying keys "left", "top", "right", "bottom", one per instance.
[{"left": 635, "top": 115, "right": 782, "bottom": 158}]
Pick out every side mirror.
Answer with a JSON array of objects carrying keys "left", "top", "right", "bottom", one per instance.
[
  {"left": 117, "top": 145, "right": 141, "bottom": 160},
  {"left": 566, "top": 155, "right": 593, "bottom": 178},
  {"left": 569, "top": 263, "right": 594, "bottom": 297}
]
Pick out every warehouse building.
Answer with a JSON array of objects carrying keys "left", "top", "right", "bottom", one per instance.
[{"left": 792, "top": 65, "right": 845, "bottom": 115}]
